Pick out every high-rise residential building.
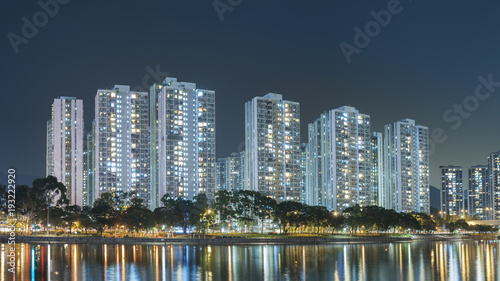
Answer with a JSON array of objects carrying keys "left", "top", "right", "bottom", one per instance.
[
  {"left": 468, "top": 165, "right": 489, "bottom": 220},
  {"left": 83, "top": 122, "right": 95, "bottom": 207},
  {"left": 150, "top": 77, "right": 216, "bottom": 208},
  {"left": 300, "top": 143, "right": 308, "bottom": 204},
  {"left": 216, "top": 159, "right": 227, "bottom": 191},
  {"left": 244, "top": 93, "right": 300, "bottom": 202},
  {"left": 46, "top": 97, "right": 84, "bottom": 206},
  {"left": 226, "top": 152, "right": 244, "bottom": 191},
  {"left": 371, "top": 132, "right": 384, "bottom": 206},
  {"left": 216, "top": 152, "right": 245, "bottom": 192},
  {"left": 384, "top": 119, "right": 430, "bottom": 214},
  {"left": 306, "top": 115, "right": 327, "bottom": 207},
  {"left": 94, "top": 85, "right": 149, "bottom": 206},
  {"left": 487, "top": 151, "right": 500, "bottom": 219},
  {"left": 46, "top": 120, "right": 54, "bottom": 177},
  {"left": 306, "top": 106, "right": 372, "bottom": 211},
  {"left": 440, "top": 166, "right": 465, "bottom": 217}
]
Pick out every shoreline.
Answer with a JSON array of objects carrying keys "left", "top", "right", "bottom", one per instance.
[{"left": 1, "top": 234, "right": 497, "bottom": 245}]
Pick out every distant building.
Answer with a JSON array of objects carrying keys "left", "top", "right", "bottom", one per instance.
[
  {"left": 384, "top": 119, "right": 430, "bottom": 214},
  {"left": 468, "top": 165, "right": 489, "bottom": 219},
  {"left": 216, "top": 159, "right": 227, "bottom": 191},
  {"left": 371, "top": 132, "right": 384, "bottom": 207},
  {"left": 226, "top": 152, "right": 244, "bottom": 191},
  {"left": 216, "top": 152, "right": 245, "bottom": 191},
  {"left": 440, "top": 166, "right": 465, "bottom": 217},
  {"left": 487, "top": 151, "right": 500, "bottom": 219},
  {"left": 306, "top": 106, "right": 372, "bottom": 211},
  {"left": 46, "top": 97, "right": 84, "bottom": 206},
  {"left": 94, "top": 85, "right": 149, "bottom": 206},
  {"left": 83, "top": 122, "right": 95, "bottom": 207},
  {"left": 300, "top": 143, "right": 308, "bottom": 204},
  {"left": 149, "top": 77, "right": 216, "bottom": 208},
  {"left": 244, "top": 93, "right": 301, "bottom": 202}
]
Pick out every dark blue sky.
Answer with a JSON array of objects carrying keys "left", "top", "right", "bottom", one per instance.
[{"left": 2, "top": 0, "right": 500, "bottom": 188}]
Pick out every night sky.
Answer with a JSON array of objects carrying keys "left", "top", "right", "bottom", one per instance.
[{"left": 2, "top": 0, "right": 500, "bottom": 189}]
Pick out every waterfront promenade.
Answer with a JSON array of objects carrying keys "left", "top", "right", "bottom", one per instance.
[{"left": 2, "top": 233, "right": 496, "bottom": 245}]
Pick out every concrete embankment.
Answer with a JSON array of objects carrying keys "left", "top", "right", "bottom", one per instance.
[
  {"left": 1, "top": 234, "right": 496, "bottom": 245},
  {"left": 1, "top": 235, "right": 414, "bottom": 245}
]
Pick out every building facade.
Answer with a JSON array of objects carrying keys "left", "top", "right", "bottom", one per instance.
[
  {"left": 468, "top": 165, "right": 489, "bottom": 219},
  {"left": 244, "top": 93, "right": 301, "bottom": 202},
  {"left": 150, "top": 77, "right": 216, "bottom": 208},
  {"left": 306, "top": 106, "right": 372, "bottom": 211},
  {"left": 226, "top": 152, "right": 244, "bottom": 191},
  {"left": 83, "top": 122, "right": 95, "bottom": 207},
  {"left": 94, "top": 85, "right": 149, "bottom": 206},
  {"left": 216, "top": 159, "right": 227, "bottom": 191},
  {"left": 440, "top": 165, "right": 465, "bottom": 217},
  {"left": 384, "top": 119, "right": 430, "bottom": 214},
  {"left": 216, "top": 152, "right": 245, "bottom": 192},
  {"left": 300, "top": 143, "right": 308, "bottom": 204},
  {"left": 487, "top": 151, "right": 500, "bottom": 219},
  {"left": 46, "top": 97, "right": 84, "bottom": 206},
  {"left": 371, "top": 132, "right": 384, "bottom": 207}
]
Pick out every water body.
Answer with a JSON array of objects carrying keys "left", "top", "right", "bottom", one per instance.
[{"left": 1, "top": 240, "right": 498, "bottom": 280}]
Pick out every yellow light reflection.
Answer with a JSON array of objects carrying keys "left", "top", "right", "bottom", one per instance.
[
  {"left": 155, "top": 245, "right": 159, "bottom": 281},
  {"left": 73, "top": 245, "right": 77, "bottom": 280},
  {"left": 122, "top": 245, "right": 126, "bottom": 281},
  {"left": 228, "top": 246, "right": 232, "bottom": 281},
  {"left": 104, "top": 245, "right": 107, "bottom": 281}
]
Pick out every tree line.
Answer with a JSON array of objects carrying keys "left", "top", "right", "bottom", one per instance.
[{"left": 1, "top": 176, "right": 497, "bottom": 236}]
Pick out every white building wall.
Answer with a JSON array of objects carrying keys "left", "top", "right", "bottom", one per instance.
[
  {"left": 94, "top": 86, "right": 149, "bottom": 206},
  {"left": 384, "top": 119, "right": 429, "bottom": 214},
  {"left": 244, "top": 93, "right": 301, "bottom": 202},
  {"left": 154, "top": 78, "right": 216, "bottom": 205},
  {"left": 46, "top": 97, "right": 84, "bottom": 206}
]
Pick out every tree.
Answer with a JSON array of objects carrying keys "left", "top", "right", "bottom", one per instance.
[
  {"left": 306, "top": 206, "right": 331, "bottom": 234},
  {"left": 79, "top": 206, "right": 94, "bottom": 234},
  {"left": 414, "top": 213, "right": 436, "bottom": 233},
  {"left": 63, "top": 205, "right": 82, "bottom": 234},
  {"left": 153, "top": 207, "right": 177, "bottom": 234},
  {"left": 15, "top": 185, "right": 36, "bottom": 234},
  {"left": 31, "top": 176, "right": 69, "bottom": 208},
  {"left": 454, "top": 219, "right": 469, "bottom": 232},
  {"left": 91, "top": 196, "right": 118, "bottom": 236},
  {"left": 343, "top": 205, "right": 365, "bottom": 233},
  {"left": 328, "top": 212, "right": 346, "bottom": 232},
  {"left": 233, "top": 190, "right": 256, "bottom": 229},
  {"left": 47, "top": 207, "right": 66, "bottom": 231},
  {"left": 190, "top": 193, "right": 209, "bottom": 232},
  {"left": 446, "top": 221, "right": 456, "bottom": 233},
  {"left": 253, "top": 193, "right": 276, "bottom": 234},
  {"left": 274, "top": 201, "right": 304, "bottom": 234},
  {"left": 0, "top": 184, "right": 7, "bottom": 213},
  {"left": 161, "top": 195, "right": 195, "bottom": 234},
  {"left": 198, "top": 209, "right": 216, "bottom": 234},
  {"left": 17, "top": 177, "right": 69, "bottom": 232},
  {"left": 380, "top": 209, "right": 399, "bottom": 232},
  {"left": 122, "top": 198, "right": 155, "bottom": 236},
  {"left": 213, "top": 190, "right": 237, "bottom": 232},
  {"left": 398, "top": 212, "right": 420, "bottom": 232}
]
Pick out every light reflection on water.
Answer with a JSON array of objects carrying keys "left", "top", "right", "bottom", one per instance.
[{"left": 0, "top": 240, "right": 498, "bottom": 281}]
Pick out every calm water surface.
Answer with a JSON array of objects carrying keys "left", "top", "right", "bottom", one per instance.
[{"left": 1, "top": 240, "right": 499, "bottom": 280}]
